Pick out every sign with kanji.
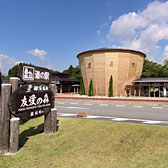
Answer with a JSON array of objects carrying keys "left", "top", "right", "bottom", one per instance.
[
  {"left": 9, "top": 84, "right": 54, "bottom": 120},
  {"left": 18, "top": 64, "right": 50, "bottom": 83}
]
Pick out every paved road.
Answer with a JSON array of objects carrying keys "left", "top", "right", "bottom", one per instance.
[{"left": 55, "top": 98, "right": 168, "bottom": 126}]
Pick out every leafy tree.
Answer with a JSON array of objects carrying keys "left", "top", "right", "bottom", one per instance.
[
  {"left": 62, "top": 65, "right": 81, "bottom": 79},
  {"left": 63, "top": 65, "right": 73, "bottom": 77},
  {"left": 8, "top": 63, "right": 25, "bottom": 78},
  {"left": 1, "top": 74, "right": 8, "bottom": 80},
  {"left": 162, "top": 59, "right": 168, "bottom": 77},
  {"left": 79, "top": 78, "right": 85, "bottom": 95},
  {"left": 141, "top": 59, "right": 163, "bottom": 78},
  {"left": 3, "top": 63, "right": 31, "bottom": 80},
  {"left": 109, "top": 75, "right": 113, "bottom": 97},
  {"left": 89, "top": 79, "right": 93, "bottom": 96}
]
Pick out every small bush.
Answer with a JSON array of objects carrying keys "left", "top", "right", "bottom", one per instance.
[
  {"left": 109, "top": 75, "right": 113, "bottom": 97},
  {"left": 79, "top": 78, "right": 85, "bottom": 95},
  {"left": 89, "top": 79, "right": 93, "bottom": 96}
]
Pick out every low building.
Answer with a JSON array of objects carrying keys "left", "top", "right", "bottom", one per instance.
[
  {"left": 50, "top": 72, "right": 80, "bottom": 93},
  {"left": 132, "top": 78, "right": 168, "bottom": 97}
]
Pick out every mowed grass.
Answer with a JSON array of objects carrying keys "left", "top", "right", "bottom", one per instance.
[{"left": 1, "top": 117, "right": 168, "bottom": 168}]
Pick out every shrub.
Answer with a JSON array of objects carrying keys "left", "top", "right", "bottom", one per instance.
[
  {"left": 109, "top": 75, "right": 113, "bottom": 97},
  {"left": 89, "top": 79, "right": 93, "bottom": 96},
  {"left": 79, "top": 78, "right": 85, "bottom": 95}
]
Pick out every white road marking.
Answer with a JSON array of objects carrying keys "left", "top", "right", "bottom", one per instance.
[
  {"left": 57, "top": 113, "right": 168, "bottom": 125},
  {"left": 70, "top": 103, "right": 78, "bottom": 105},
  {"left": 57, "top": 102, "right": 65, "bottom": 104},
  {"left": 84, "top": 115, "right": 103, "bottom": 119},
  {"left": 68, "top": 107, "right": 88, "bottom": 109},
  {"left": 99, "top": 104, "right": 108, "bottom": 106},
  {"left": 143, "top": 121, "right": 161, "bottom": 124},
  {"left": 133, "top": 106, "right": 143, "bottom": 108},
  {"left": 57, "top": 106, "right": 88, "bottom": 110},
  {"left": 152, "top": 107, "right": 163, "bottom": 109},
  {"left": 84, "top": 104, "right": 93, "bottom": 105},
  {"left": 115, "top": 105, "right": 125, "bottom": 107},
  {"left": 58, "top": 113, "right": 76, "bottom": 117},
  {"left": 112, "top": 118, "right": 129, "bottom": 121},
  {"left": 111, "top": 117, "right": 168, "bottom": 124}
]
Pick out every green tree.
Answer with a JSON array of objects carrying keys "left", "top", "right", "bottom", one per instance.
[
  {"left": 141, "top": 59, "right": 163, "bottom": 78},
  {"left": 63, "top": 65, "right": 73, "bottom": 77},
  {"left": 63, "top": 65, "right": 81, "bottom": 79},
  {"left": 8, "top": 63, "right": 24, "bottom": 78},
  {"left": 109, "top": 75, "right": 113, "bottom": 97},
  {"left": 3, "top": 62, "right": 32, "bottom": 80},
  {"left": 1, "top": 74, "right": 8, "bottom": 80},
  {"left": 89, "top": 79, "right": 93, "bottom": 96},
  {"left": 79, "top": 78, "right": 85, "bottom": 95},
  {"left": 162, "top": 59, "right": 168, "bottom": 77},
  {"left": 72, "top": 65, "right": 81, "bottom": 79}
]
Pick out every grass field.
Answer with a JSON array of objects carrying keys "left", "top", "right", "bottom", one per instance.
[{"left": 1, "top": 117, "right": 168, "bottom": 168}]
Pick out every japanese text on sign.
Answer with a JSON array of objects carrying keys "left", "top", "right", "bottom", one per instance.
[
  {"left": 23, "top": 66, "right": 49, "bottom": 81},
  {"left": 18, "top": 93, "right": 51, "bottom": 112}
]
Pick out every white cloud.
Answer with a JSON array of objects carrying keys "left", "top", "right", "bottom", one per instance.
[
  {"left": 27, "top": 48, "right": 52, "bottom": 69},
  {"left": 97, "top": 30, "right": 101, "bottom": 36},
  {"left": 100, "top": 23, "right": 108, "bottom": 28},
  {"left": 163, "top": 45, "right": 168, "bottom": 61},
  {"left": 107, "top": 0, "right": 168, "bottom": 61},
  {"left": 27, "top": 48, "right": 47, "bottom": 62},
  {"left": 0, "top": 54, "right": 21, "bottom": 75}
]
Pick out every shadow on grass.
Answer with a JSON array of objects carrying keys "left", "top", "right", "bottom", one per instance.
[
  {"left": 19, "top": 123, "right": 44, "bottom": 149},
  {"left": 19, "top": 120, "right": 60, "bottom": 149}
]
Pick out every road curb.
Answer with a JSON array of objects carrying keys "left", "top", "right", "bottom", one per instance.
[{"left": 55, "top": 96, "right": 168, "bottom": 102}]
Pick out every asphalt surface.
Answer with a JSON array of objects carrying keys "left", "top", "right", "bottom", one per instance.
[{"left": 55, "top": 98, "right": 168, "bottom": 126}]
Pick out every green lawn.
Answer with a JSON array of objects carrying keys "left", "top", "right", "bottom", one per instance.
[{"left": 1, "top": 117, "right": 168, "bottom": 168}]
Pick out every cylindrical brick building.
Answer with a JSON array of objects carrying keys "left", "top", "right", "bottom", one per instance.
[{"left": 77, "top": 48, "right": 146, "bottom": 97}]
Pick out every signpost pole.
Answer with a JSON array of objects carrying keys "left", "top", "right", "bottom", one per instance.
[
  {"left": 44, "top": 108, "right": 57, "bottom": 134},
  {"left": 9, "top": 117, "right": 20, "bottom": 154},
  {"left": 0, "top": 84, "right": 11, "bottom": 153},
  {"left": 44, "top": 83, "right": 57, "bottom": 134},
  {"left": 10, "top": 77, "right": 19, "bottom": 93},
  {"left": 54, "top": 80, "right": 56, "bottom": 97}
]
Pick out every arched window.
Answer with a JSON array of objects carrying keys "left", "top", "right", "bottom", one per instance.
[
  {"left": 88, "top": 63, "right": 91, "bottom": 68},
  {"left": 110, "top": 61, "right": 113, "bottom": 67},
  {"left": 132, "top": 63, "right": 135, "bottom": 68}
]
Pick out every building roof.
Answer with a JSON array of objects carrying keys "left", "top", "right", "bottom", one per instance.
[
  {"left": 50, "top": 76, "right": 80, "bottom": 83},
  {"left": 77, "top": 48, "right": 146, "bottom": 58},
  {"left": 134, "top": 78, "right": 168, "bottom": 83}
]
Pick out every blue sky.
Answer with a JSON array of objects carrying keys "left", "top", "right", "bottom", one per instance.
[{"left": 0, "top": 0, "right": 168, "bottom": 75}]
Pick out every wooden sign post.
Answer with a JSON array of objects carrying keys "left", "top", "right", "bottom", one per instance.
[
  {"left": 9, "top": 117, "right": 20, "bottom": 154},
  {"left": 9, "top": 77, "right": 20, "bottom": 154},
  {"left": 0, "top": 64, "right": 57, "bottom": 155},
  {"left": 0, "top": 84, "right": 11, "bottom": 153}
]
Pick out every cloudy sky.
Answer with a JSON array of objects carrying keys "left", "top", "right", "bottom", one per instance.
[{"left": 0, "top": 0, "right": 168, "bottom": 74}]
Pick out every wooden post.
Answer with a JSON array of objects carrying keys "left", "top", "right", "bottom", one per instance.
[
  {"left": 0, "top": 84, "right": 11, "bottom": 153},
  {"left": 10, "top": 77, "right": 19, "bottom": 93},
  {"left": 44, "top": 108, "right": 57, "bottom": 134},
  {"left": 44, "top": 83, "right": 57, "bottom": 134},
  {"left": 9, "top": 117, "right": 20, "bottom": 154},
  {"left": 54, "top": 80, "right": 57, "bottom": 96},
  {"left": 60, "top": 82, "right": 62, "bottom": 93}
]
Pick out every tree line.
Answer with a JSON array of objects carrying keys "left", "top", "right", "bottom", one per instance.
[
  {"left": 2, "top": 59, "right": 168, "bottom": 80},
  {"left": 1, "top": 63, "right": 81, "bottom": 80},
  {"left": 141, "top": 59, "right": 168, "bottom": 78}
]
